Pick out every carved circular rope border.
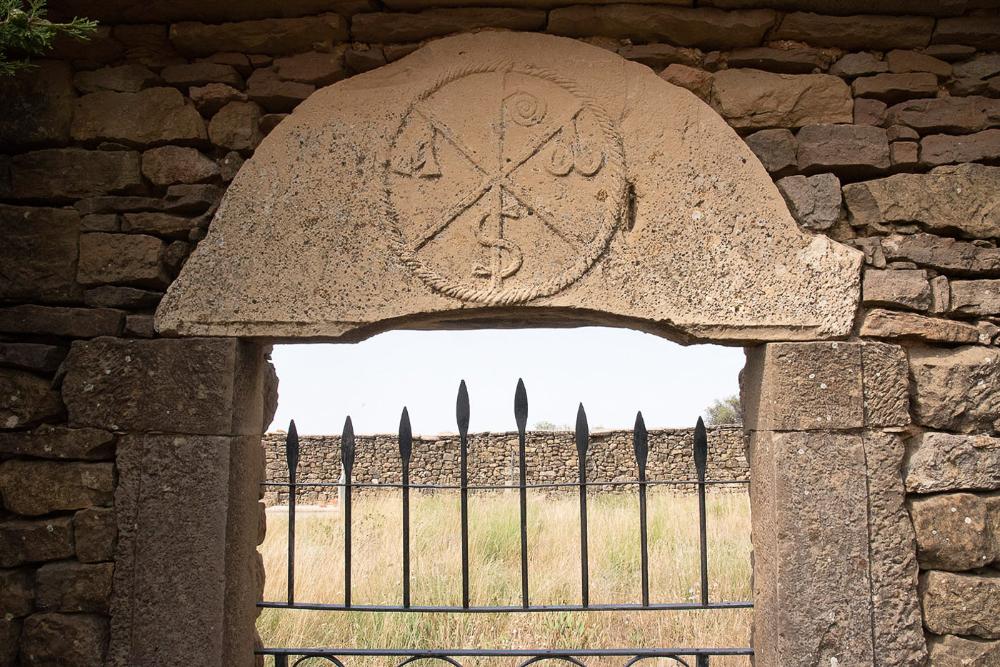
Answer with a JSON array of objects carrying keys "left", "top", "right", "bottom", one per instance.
[{"left": 383, "top": 59, "right": 628, "bottom": 306}]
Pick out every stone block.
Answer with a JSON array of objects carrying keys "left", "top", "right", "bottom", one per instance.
[
  {"left": 20, "top": 613, "right": 108, "bottom": 667},
  {"left": 886, "top": 49, "right": 951, "bottom": 77},
  {"left": 75, "top": 508, "right": 117, "bottom": 563},
  {"left": 109, "top": 434, "right": 232, "bottom": 666},
  {"left": 949, "top": 279, "right": 1000, "bottom": 318},
  {"left": 77, "top": 233, "right": 167, "bottom": 288},
  {"left": 617, "top": 43, "right": 701, "bottom": 70},
  {"left": 909, "top": 493, "right": 999, "bottom": 571},
  {"left": 830, "top": 52, "right": 887, "bottom": 78},
  {"left": 190, "top": 82, "right": 247, "bottom": 116},
  {"left": 0, "top": 343, "right": 67, "bottom": 374},
  {"left": 853, "top": 97, "right": 887, "bottom": 126},
  {"left": 246, "top": 68, "right": 315, "bottom": 112},
  {"left": 141, "top": 146, "right": 219, "bottom": 186},
  {"left": 930, "top": 275, "right": 950, "bottom": 313},
  {"left": 844, "top": 165, "right": 1000, "bottom": 239},
  {"left": 852, "top": 72, "right": 938, "bottom": 103},
  {"left": 860, "top": 342, "right": 910, "bottom": 428},
  {"left": 742, "top": 128, "right": 796, "bottom": 174},
  {"left": 921, "top": 570, "right": 1000, "bottom": 639},
  {"left": 905, "top": 432, "right": 1000, "bottom": 494},
  {"left": 80, "top": 213, "right": 119, "bottom": 232},
  {"left": 0, "top": 618, "right": 18, "bottom": 667},
  {"left": 73, "top": 64, "right": 159, "bottom": 94},
  {"left": 83, "top": 286, "right": 163, "bottom": 310},
  {"left": 36, "top": 562, "right": 113, "bottom": 613},
  {"left": 859, "top": 308, "right": 979, "bottom": 344},
  {"left": 710, "top": 69, "right": 852, "bottom": 130},
  {"left": 546, "top": 6, "right": 776, "bottom": 48},
  {"left": 921, "top": 129, "right": 1000, "bottom": 166},
  {"left": 910, "top": 345, "right": 1000, "bottom": 433},
  {"left": 748, "top": 430, "right": 875, "bottom": 665},
  {"left": 208, "top": 101, "right": 263, "bottom": 151},
  {"left": 273, "top": 50, "right": 348, "bottom": 86},
  {"left": 50, "top": 0, "right": 368, "bottom": 22},
  {"left": 775, "top": 173, "right": 841, "bottom": 231},
  {"left": 658, "top": 64, "right": 712, "bottom": 101},
  {"left": 120, "top": 212, "right": 198, "bottom": 239},
  {"left": 0, "top": 205, "right": 81, "bottom": 303},
  {"left": 124, "top": 314, "right": 156, "bottom": 338},
  {"left": 0, "top": 370, "right": 63, "bottom": 430},
  {"left": 890, "top": 141, "right": 919, "bottom": 167},
  {"left": 926, "top": 634, "right": 1000, "bottom": 666},
  {"left": 160, "top": 62, "right": 243, "bottom": 89},
  {"left": 862, "top": 268, "right": 931, "bottom": 311},
  {"left": 345, "top": 45, "right": 387, "bottom": 74},
  {"left": 0, "top": 305, "right": 124, "bottom": 339},
  {"left": 48, "top": 25, "right": 123, "bottom": 68},
  {"left": 163, "top": 183, "right": 223, "bottom": 214},
  {"left": 881, "top": 234, "right": 1000, "bottom": 276},
  {"left": 0, "top": 568, "right": 34, "bottom": 617},
  {"left": 742, "top": 342, "right": 863, "bottom": 431},
  {"left": 62, "top": 337, "right": 263, "bottom": 435},
  {"left": 886, "top": 96, "right": 1000, "bottom": 134},
  {"left": 0, "top": 517, "right": 73, "bottom": 567},
  {"left": 0, "top": 461, "right": 113, "bottom": 516},
  {"left": 169, "top": 15, "right": 349, "bottom": 57},
  {"left": 725, "top": 46, "right": 827, "bottom": 74},
  {"left": 10, "top": 149, "right": 142, "bottom": 200},
  {"left": 72, "top": 88, "right": 206, "bottom": 146},
  {"left": 357, "top": 8, "right": 545, "bottom": 43},
  {"left": 933, "top": 16, "right": 1000, "bottom": 50},
  {"left": 772, "top": 12, "right": 933, "bottom": 50},
  {"left": 0, "top": 425, "right": 114, "bottom": 461},
  {"left": 0, "top": 61, "right": 74, "bottom": 148},
  {"left": 796, "top": 124, "right": 890, "bottom": 176},
  {"left": 112, "top": 24, "right": 180, "bottom": 69},
  {"left": 862, "top": 431, "right": 928, "bottom": 666}
]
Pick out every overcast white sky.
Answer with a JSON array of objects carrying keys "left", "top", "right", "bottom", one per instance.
[{"left": 268, "top": 327, "right": 744, "bottom": 436}]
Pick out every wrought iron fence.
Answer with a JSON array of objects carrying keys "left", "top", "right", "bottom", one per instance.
[{"left": 257, "top": 379, "right": 753, "bottom": 667}]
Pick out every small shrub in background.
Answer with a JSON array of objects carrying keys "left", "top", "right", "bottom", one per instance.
[{"left": 1, "top": 0, "right": 95, "bottom": 76}]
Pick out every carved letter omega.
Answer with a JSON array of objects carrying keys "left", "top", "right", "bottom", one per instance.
[{"left": 384, "top": 62, "right": 627, "bottom": 305}]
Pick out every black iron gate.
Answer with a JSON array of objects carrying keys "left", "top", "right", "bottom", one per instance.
[{"left": 257, "top": 380, "right": 752, "bottom": 667}]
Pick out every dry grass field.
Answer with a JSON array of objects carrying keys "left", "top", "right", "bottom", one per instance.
[{"left": 257, "top": 491, "right": 752, "bottom": 666}]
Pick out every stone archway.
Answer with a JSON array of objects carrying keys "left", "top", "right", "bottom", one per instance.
[{"left": 141, "top": 31, "right": 924, "bottom": 667}]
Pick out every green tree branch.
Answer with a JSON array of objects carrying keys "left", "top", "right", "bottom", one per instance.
[{"left": 1, "top": 0, "right": 96, "bottom": 76}]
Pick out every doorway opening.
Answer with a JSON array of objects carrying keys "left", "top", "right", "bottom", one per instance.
[{"left": 255, "top": 327, "right": 752, "bottom": 666}]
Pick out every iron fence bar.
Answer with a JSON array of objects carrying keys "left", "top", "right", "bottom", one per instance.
[
  {"left": 457, "top": 381, "right": 471, "bottom": 609},
  {"left": 694, "top": 417, "right": 709, "bottom": 607},
  {"left": 285, "top": 420, "right": 299, "bottom": 606},
  {"left": 633, "top": 412, "right": 650, "bottom": 607},
  {"left": 257, "top": 600, "right": 753, "bottom": 612},
  {"left": 399, "top": 408, "right": 413, "bottom": 608},
  {"left": 575, "top": 404, "right": 590, "bottom": 608},
  {"left": 257, "top": 648, "right": 753, "bottom": 657},
  {"left": 342, "top": 416, "right": 356, "bottom": 608},
  {"left": 514, "top": 379, "right": 529, "bottom": 608},
  {"left": 261, "top": 479, "right": 749, "bottom": 491}
]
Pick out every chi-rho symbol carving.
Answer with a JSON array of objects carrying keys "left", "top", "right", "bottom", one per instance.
[{"left": 384, "top": 63, "right": 627, "bottom": 305}]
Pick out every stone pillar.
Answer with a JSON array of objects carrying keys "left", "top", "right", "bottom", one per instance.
[
  {"left": 61, "top": 337, "right": 274, "bottom": 667},
  {"left": 741, "top": 341, "right": 926, "bottom": 667}
]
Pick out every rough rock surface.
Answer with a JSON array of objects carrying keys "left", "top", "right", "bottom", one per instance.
[
  {"left": 858, "top": 309, "right": 980, "bottom": 344},
  {"left": 0, "top": 61, "right": 74, "bottom": 148},
  {"left": 0, "top": 206, "right": 81, "bottom": 303},
  {"left": 0, "top": 370, "right": 63, "bottom": 430},
  {"left": 795, "top": 124, "right": 890, "bottom": 175},
  {"left": 949, "top": 279, "right": 1000, "bottom": 317},
  {"left": 771, "top": 12, "right": 934, "bottom": 50},
  {"left": 926, "top": 634, "right": 1000, "bottom": 666},
  {"left": 909, "top": 346, "right": 1000, "bottom": 432},
  {"left": 0, "top": 460, "right": 113, "bottom": 516},
  {"left": 169, "top": 15, "right": 349, "bottom": 57},
  {"left": 35, "top": 562, "right": 114, "bottom": 613},
  {"left": 157, "top": 33, "right": 862, "bottom": 342},
  {"left": 881, "top": 234, "right": 1000, "bottom": 276},
  {"left": 19, "top": 613, "right": 108, "bottom": 667},
  {"left": 862, "top": 269, "right": 931, "bottom": 311},
  {"left": 77, "top": 233, "right": 168, "bottom": 289},
  {"left": 141, "top": 146, "right": 219, "bottom": 185},
  {"left": 353, "top": 8, "right": 546, "bottom": 43},
  {"left": 71, "top": 88, "right": 206, "bottom": 145},
  {"left": 885, "top": 96, "right": 1000, "bottom": 134},
  {"left": 921, "top": 129, "right": 1000, "bottom": 166},
  {"left": 10, "top": 149, "right": 142, "bottom": 200},
  {"left": 860, "top": 342, "right": 910, "bottom": 428},
  {"left": 775, "top": 173, "right": 841, "bottom": 230},
  {"left": 844, "top": 165, "right": 1000, "bottom": 239},
  {"left": 0, "top": 305, "right": 123, "bottom": 339},
  {"left": 74, "top": 507, "right": 117, "bottom": 563},
  {"left": 0, "top": 425, "right": 114, "bottom": 460},
  {"left": 921, "top": 570, "right": 1000, "bottom": 639},
  {"left": 909, "top": 493, "right": 999, "bottom": 570},
  {"left": 710, "top": 69, "right": 853, "bottom": 130},
  {"left": 208, "top": 101, "right": 263, "bottom": 151},
  {"left": 0, "top": 517, "right": 73, "bottom": 567},
  {"left": 904, "top": 432, "right": 1000, "bottom": 494}
]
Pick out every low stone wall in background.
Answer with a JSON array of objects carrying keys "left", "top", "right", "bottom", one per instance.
[{"left": 262, "top": 426, "right": 748, "bottom": 505}]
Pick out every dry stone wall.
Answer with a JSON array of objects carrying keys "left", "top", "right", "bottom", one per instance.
[
  {"left": 261, "top": 427, "right": 748, "bottom": 505},
  {"left": 1, "top": 1, "right": 1000, "bottom": 665}
]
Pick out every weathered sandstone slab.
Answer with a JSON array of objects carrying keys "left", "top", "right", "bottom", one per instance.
[
  {"left": 921, "top": 570, "right": 1000, "bottom": 639},
  {"left": 858, "top": 308, "right": 980, "bottom": 344},
  {"left": 909, "top": 493, "right": 999, "bottom": 571},
  {"left": 860, "top": 342, "right": 909, "bottom": 428},
  {"left": 886, "top": 96, "right": 1000, "bottom": 134},
  {"left": 0, "top": 370, "right": 63, "bottom": 430},
  {"left": 795, "top": 124, "right": 890, "bottom": 175},
  {"left": 881, "top": 234, "right": 1000, "bottom": 276},
  {"left": 73, "top": 64, "right": 159, "bottom": 94},
  {"left": 71, "top": 88, "right": 206, "bottom": 146},
  {"left": 949, "top": 279, "right": 1000, "bottom": 317},
  {"left": 771, "top": 12, "right": 933, "bottom": 49},
  {"left": 921, "top": 129, "right": 1000, "bottom": 166},
  {"left": 926, "top": 634, "right": 1000, "bottom": 666},
  {"left": 74, "top": 508, "right": 117, "bottom": 563},
  {"left": 36, "top": 562, "right": 114, "bottom": 613},
  {"left": 862, "top": 269, "right": 931, "bottom": 311},
  {"left": 547, "top": 6, "right": 776, "bottom": 48},
  {"left": 0, "top": 343, "right": 67, "bottom": 374},
  {"left": 0, "top": 425, "right": 114, "bottom": 461},
  {"left": 0, "top": 460, "right": 113, "bottom": 516},
  {"left": 169, "top": 15, "right": 348, "bottom": 57},
  {"left": 77, "top": 233, "right": 169, "bottom": 289},
  {"left": 933, "top": 16, "right": 1000, "bottom": 50},
  {"left": 0, "top": 569, "right": 33, "bottom": 617},
  {"left": 353, "top": 8, "right": 545, "bottom": 43},
  {"left": 208, "top": 101, "right": 263, "bottom": 151},
  {"left": 743, "top": 128, "right": 796, "bottom": 174},
  {"left": 775, "top": 173, "right": 841, "bottom": 231},
  {"left": 909, "top": 346, "right": 1000, "bottom": 433},
  {"left": 157, "top": 33, "right": 861, "bottom": 342},
  {"left": 0, "top": 305, "right": 123, "bottom": 339},
  {"left": 844, "top": 165, "right": 1000, "bottom": 239},
  {"left": 0, "top": 205, "right": 81, "bottom": 303},
  {"left": 10, "top": 149, "right": 142, "bottom": 200},
  {"left": 904, "top": 432, "right": 1000, "bottom": 494},
  {"left": 141, "top": 147, "right": 219, "bottom": 185},
  {"left": 20, "top": 613, "right": 107, "bottom": 667},
  {"left": 49, "top": 0, "right": 368, "bottom": 23},
  {"left": 0, "top": 61, "right": 74, "bottom": 148},
  {"left": 0, "top": 517, "right": 73, "bottom": 567},
  {"left": 710, "top": 69, "right": 852, "bottom": 130}
]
